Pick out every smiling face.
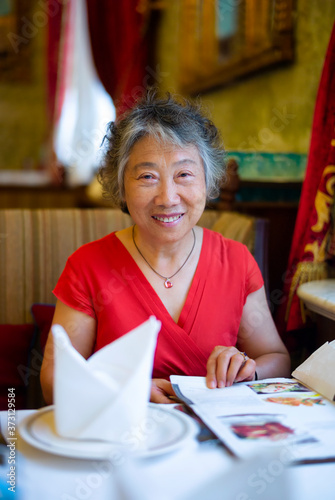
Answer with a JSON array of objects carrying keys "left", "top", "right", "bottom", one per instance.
[{"left": 123, "top": 135, "right": 207, "bottom": 245}]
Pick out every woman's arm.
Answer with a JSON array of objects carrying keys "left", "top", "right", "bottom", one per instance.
[
  {"left": 236, "top": 286, "right": 291, "bottom": 380},
  {"left": 206, "top": 286, "right": 291, "bottom": 388},
  {"left": 40, "top": 299, "right": 97, "bottom": 405}
]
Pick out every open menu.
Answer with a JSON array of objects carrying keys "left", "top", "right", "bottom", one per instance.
[{"left": 171, "top": 342, "right": 335, "bottom": 465}]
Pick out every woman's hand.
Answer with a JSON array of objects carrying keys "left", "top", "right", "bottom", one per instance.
[
  {"left": 206, "top": 346, "right": 256, "bottom": 389},
  {"left": 150, "top": 379, "right": 176, "bottom": 403},
  {"left": 205, "top": 287, "right": 291, "bottom": 390}
]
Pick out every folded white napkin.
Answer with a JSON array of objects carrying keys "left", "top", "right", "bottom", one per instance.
[
  {"left": 52, "top": 316, "right": 161, "bottom": 442},
  {"left": 292, "top": 340, "right": 335, "bottom": 401}
]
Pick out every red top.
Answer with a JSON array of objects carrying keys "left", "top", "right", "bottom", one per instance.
[{"left": 53, "top": 229, "right": 263, "bottom": 378}]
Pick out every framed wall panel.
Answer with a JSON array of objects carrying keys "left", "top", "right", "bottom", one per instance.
[{"left": 179, "top": 0, "right": 295, "bottom": 94}]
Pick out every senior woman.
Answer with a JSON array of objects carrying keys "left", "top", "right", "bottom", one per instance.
[{"left": 40, "top": 91, "right": 290, "bottom": 404}]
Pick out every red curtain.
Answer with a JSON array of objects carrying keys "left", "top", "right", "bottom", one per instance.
[
  {"left": 46, "top": 0, "right": 64, "bottom": 124},
  {"left": 276, "top": 22, "right": 335, "bottom": 341},
  {"left": 85, "top": 0, "right": 150, "bottom": 115},
  {"left": 46, "top": 0, "right": 67, "bottom": 184},
  {"left": 46, "top": 1, "right": 150, "bottom": 181}
]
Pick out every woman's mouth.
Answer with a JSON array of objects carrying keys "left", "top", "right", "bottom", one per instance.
[{"left": 152, "top": 214, "right": 183, "bottom": 223}]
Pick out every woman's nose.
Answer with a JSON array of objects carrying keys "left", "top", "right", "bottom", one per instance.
[{"left": 155, "top": 180, "right": 180, "bottom": 206}]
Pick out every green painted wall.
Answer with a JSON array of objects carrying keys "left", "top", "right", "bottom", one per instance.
[{"left": 156, "top": 0, "right": 335, "bottom": 155}]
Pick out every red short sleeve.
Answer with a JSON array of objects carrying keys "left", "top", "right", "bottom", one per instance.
[{"left": 53, "top": 253, "right": 96, "bottom": 319}]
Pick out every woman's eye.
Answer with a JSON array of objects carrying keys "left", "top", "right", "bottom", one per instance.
[
  {"left": 139, "top": 174, "right": 154, "bottom": 180},
  {"left": 178, "top": 171, "right": 192, "bottom": 178}
]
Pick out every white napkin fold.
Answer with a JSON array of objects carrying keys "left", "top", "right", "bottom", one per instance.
[
  {"left": 52, "top": 316, "right": 161, "bottom": 442},
  {"left": 292, "top": 340, "right": 335, "bottom": 401}
]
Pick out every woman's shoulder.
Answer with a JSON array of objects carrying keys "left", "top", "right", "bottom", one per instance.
[
  {"left": 202, "top": 228, "right": 262, "bottom": 287},
  {"left": 67, "top": 232, "right": 120, "bottom": 261},
  {"left": 202, "top": 227, "right": 255, "bottom": 271},
  {"left": 203, "top": 227, "right": 249, "bottom": 252}
]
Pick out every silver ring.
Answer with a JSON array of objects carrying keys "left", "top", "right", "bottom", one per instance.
[{"left": 238, "top": 351, "right": 248, "bottom": 362}]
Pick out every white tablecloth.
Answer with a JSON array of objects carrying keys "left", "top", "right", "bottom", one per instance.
[{"left": 0, "top": 408, "right": 334, "bottom": 500}]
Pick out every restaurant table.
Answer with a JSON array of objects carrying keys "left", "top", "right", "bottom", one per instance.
[
  {"left": 297, "top": 279, "right": 335, "bottom": 322},
  {"left": 297, "top": 279, "right": 335, "bottom": 346},
  {"left": 0, "top": 406, "right": 334, "bottom": 500}
]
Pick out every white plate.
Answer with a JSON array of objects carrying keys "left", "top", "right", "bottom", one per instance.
[{"left": 19, "top": 404, "right": 198, "bottom": 460}]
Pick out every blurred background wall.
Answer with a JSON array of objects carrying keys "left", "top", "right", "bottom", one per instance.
[
  {"left": 157, "top": 0, "right": 335, "bottom": 155},
  {"left": 0, "top": 0, "right": 47, "bottom": 172},
  {"left": 1, "top": 0, "right": 335, "bottom": 173}
]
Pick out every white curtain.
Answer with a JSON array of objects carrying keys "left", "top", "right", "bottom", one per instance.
[{"left": 54, "top": 0, "right": 115, "bottom": 186}]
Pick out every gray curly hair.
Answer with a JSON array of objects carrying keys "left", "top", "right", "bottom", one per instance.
[{"left": 98, "top": 90, "right": 226, "bottom": 213}]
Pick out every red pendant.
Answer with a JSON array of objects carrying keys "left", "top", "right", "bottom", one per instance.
[{"left": 164, "top": 279, "right": 173, "bottom": 289}]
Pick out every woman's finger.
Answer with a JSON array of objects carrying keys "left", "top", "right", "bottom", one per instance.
[
  {"left": 206, "top": 346, "right": 228, "bottom": 388},
  {"left": 206, "top": 347, "right": 256, "bottom": 388},
  {"left": 150, "top": 379, "right": 175, "bottom": 404},
  {"left": 206, "top": 346, "right": 241, "bottom": 388},
  {"left": 234, "top": 358, "right": 257, "bottom": 383},
  {"left": 225, "top": 351, "right": 248, "bottom": 386}
]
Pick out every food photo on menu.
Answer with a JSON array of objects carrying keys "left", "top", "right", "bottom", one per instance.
[{"left": 248, "top": 382, "right": 311, "bottom": 395}]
